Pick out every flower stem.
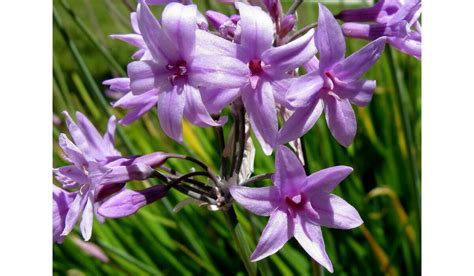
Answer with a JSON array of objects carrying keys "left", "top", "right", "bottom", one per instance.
[
  {"left": 224, "top": 208, "right": 258, "bottom": 276},
  {"left": 386, "top": 47, "right": 421, "bottom": 223}
]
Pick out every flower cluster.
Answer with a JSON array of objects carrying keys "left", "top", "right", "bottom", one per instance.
[{"left": 54, "top": 0, "right": 421, "bottom": 272}]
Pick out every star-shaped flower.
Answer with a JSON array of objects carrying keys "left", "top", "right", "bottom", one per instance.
[
  {"left": 126, "top": 1, "right": 250, "bottom": 142},
  {"left": 230, "top": 146, "right": 363, "bottom": 272},
  {"left": 278, "top": 3, "right": 385, "bottom": 147}
]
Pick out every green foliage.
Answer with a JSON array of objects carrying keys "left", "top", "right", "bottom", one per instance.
[{"left": 53, "top": 0, "right": 421, "bottom": 275}]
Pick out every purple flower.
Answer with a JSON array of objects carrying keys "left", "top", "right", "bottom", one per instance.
[
  {"left": 340, "top": 0, "right": 421, "bottom": 59},
  {"left": 278, "top": 3, "right": 386, "bottom": 147},
  {"left": 223, "top": 2, "right": 317, "bottom": 155},
  {"left": 230, "top": 146, "right": 362, "bottom": 272},
  {"left": 53, "top": 111, "right": 169, "bottom": 241},
  {"left": 110, "top": 12, "right": 151, "bottom": 60},
  {"left": 127, "top": 1, "right": 250, "bottom": 142}
]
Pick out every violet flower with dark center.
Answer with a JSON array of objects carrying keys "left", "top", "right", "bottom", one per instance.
[
  {"left": 230, "top": 146, "right": 363, "bottom": 272},
  {"left": 205, "top": 2, "right": 317, "bottom": 155},
  {"left": 278, "top": 3, "right": 386, "bottom": 147},
  {"left": 126, "top": 1, "right": 249, "bottom": 142},
  {"left": 53, "top": 111, "right": 169, "bottom": 242}
]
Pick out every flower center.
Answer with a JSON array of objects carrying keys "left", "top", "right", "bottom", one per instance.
[
  {"left": 249, "top": 59, "right": 263, "bottom": 76},
  {"left": 285, "top": 193, "right": 306, "bottom": 209},
  {"left": 167, "top": 60, "right": 188, "bottom": 85}
]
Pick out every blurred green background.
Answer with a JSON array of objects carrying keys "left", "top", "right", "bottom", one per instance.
[{"left": 53, "top": 0, "right": 421, "bottom": 275}]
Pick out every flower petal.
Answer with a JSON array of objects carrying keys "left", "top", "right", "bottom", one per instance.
[
  {"left": 100, "top": 163, "right": 153, "bottom": 185},
  {"left": 250, "top": 208, "right": 294, "bottom": 261},
  {"left": 54, "top": 166, "right": 88, "bottom": 187},
  {"left": 110, "top": 34, "right": 146, "bottom": 50},
  {"left": 137, "top": 0, "right": 179, "bottom": 62},
  {"left": 183, "top": 84, "right": 227, "bottom": 127},
  {"left": 102, "top": 116, "right": 120, "bottom": 157},
  {"left": 294, "top": 214, "right": 333, "bottom": 273},
  {"left": 75, "top": 112, "right": 110, "bottom": 160},
  {"left": 98, "top": 186, "right": 169, "bottom": 218},
  {"left": 58, "top": 133, "right": 87, "bottom": 168},
  {"left": 229, "top": 186, "right": 280, "bottom": 216},
  {"left": 103, "top": 77, "right": 131, "bottom": 93},
  {"left": 333, "top": 79, "right": 376, "bottom": 107},
  {"left": 127, "top": 60, "right": 168, "bottom": 95},
  {"left": 157, "top": 83, "right": 185, "bottom": 142},
  {"left": 80, "top": 197, "right": 94, "bottom": 241},
  {"left": 273, "top": 146, "right": 306, "bottom": 194},
  {"left": 241, "top": 82, "right": 277, "bottom": 155},
  {"left": 63, "top": 111, "right": 94, "bottom": 161},
  {"left": 277, "top": 99, "right": 324, "bottom": 144},
  {"left": 236, "top": 2, "right": 274, "bottom": 60},
  {"left": 324, "top": 96, "right": 356, "bottom": 147},
  {"left": 195, "top": 29, "right": 238, "bottom": 57},
  {"left": 332, "top": 37, "right": 386, "bottom": 81},
  {"left": 161, "top": 3, "right": 197, "bottom": 61},
  {"left": 310, "top": 193, "right": 363, "bottom": 229},
  {"left": 262, "top": 29, "right": 317, "bottom": 73},
  {"left": 303, "top": 166, "right": 353, "bottom": 194},
  {"left": 304, "top": 56, "right": 319, "bottom": 73},
  {"left": 53, "top": 186, "right": 76, "bottom": 243},
  {"left": 61, "top": 191, "right": 88, "bottom": 237},
  {"left": 316, "top": 3, "right": 346, "bottom": 71},
  {"left": 286, "top": 70, "right": 324, "bottom": 108},
  {"left": 200, "top": 87, "right": 241, "bottom": 114},
  {"left": 188, "top": 55, "right": 250, "bottom": 89}
]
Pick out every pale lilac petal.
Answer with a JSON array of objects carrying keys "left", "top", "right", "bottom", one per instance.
[
  {"left": 317, "top": 3, "right": 346, "bottom": 71},
  {"left": 277, "top": 99, "right": 324, "bottom": 144},
  {"left": 157, "top": 83, "right": 185, "bottom": 142},
  {"left": 61, "top": 191, "right": 88, "bottom": 237},
  {"left": 332, "top": 37, "right": 386, "bottom": 81},
  {"left": 200, "top": 88, "right": 241, "bottom": 114},
  {"left": 54, "top": 166, "right": 88, "bottom": 187},
  {"left": 183, "top": 84, "right": 227, "bottom": 127},
  {"left": 303, "top": 166, "right": 353, "bottom": 194},
  {"left": 333, "top": 79, "right": 376, "bottom": 106},
  {"left": 80, "top": 198, "right": 94, "bottom": 241},
  {"left": 58, "top": 133, "right": 87, "bottom": 168},
  {"left": 113, "top": 90, "right": 158, "bottom": 109},
  {"left": 102, "top": 116, "right": 120, "bottom": 157},
  {"left": 205, "top": 10, "right": 229, "bottom": 30},
  {"left": 53, "top": 186, "right": 76, "bottom": 243},
  {"left": 195, "top": 29, "right": 238, "bottom": 57},
  {"left": 310, "top": 193, "right": 363, "bottom": 229},
  {"left": 130, "top": 152, "right": 170, "bottom": 167},
  {"left": 161, "top": 3, "right": 197, "bottom": 61},
  {"left": 294, "top": 214, "right": 333, "bottom": 273},
  {"left": 98, "top": 186, "right": 168, "bottom": 218},
  {"left": 286, "top": 70, "right": 324, "bottom": 108},
  {"left": 75, "top": 112, "right": 110, "bottom": 160},
  {"left": 110, "top": 34, "right": 146, "bottom": 50},
  {"left": 324, "top": 96, "right": 356, "bottom": 147},
  {"left": 267, "top": 77, "right": 293, "bottom": 109},
  {"left": 304, "top": 56, "right": 319, "bottom": 73},
  {"left": 63, "top": 111, "right": 93, "bottom": 161},
  {"left": 100, "top": 163, "right": 153, "bottom": 185},
  {"left": 103, "top": 78, "right": 131, "bottom": 93},
  {"left": 127, "top": 60, "right": 169, "bottom": 95},
  {"left": 188, "top": 55, "right": 250, "bottom": 89},
  {"left": 388, "top": 36, "right": 421, "bottom": 60},
  {"left": 250, "top": 208, "right": 294, "bottom": 261},
  {"left": 236, "top": 2, "right": 274, "bottom": 60},
  {"left": 273, "top": 146, "right": 306, "bottom": 194},
  {"left": 131, "top": 12, "right": 140, "bottom": 33},
  {"left": 137, "top": 1, "right": 179, "bottom": 62},
  {"left": 262, "top": 29, "right": 317, "bottom": 73},
  {"left": 241, "top": 82, "right": 277, "bottom": 155},
  {"left": 229, "top": 186, "right": 281, "bottom": 216}
]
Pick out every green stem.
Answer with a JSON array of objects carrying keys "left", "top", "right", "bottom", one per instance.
[
  {"left": 386, "top": 47, "right": 421, "bottom": 223},
  {"left": 224, "top": 208, "right": 257, "bottom": 276}
]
